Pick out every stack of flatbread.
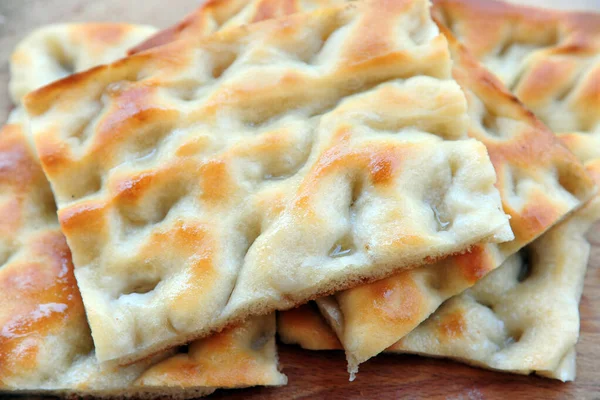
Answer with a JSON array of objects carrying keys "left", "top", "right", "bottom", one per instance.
[{"left": 1, "top": 0, "right": 598, "bottom": 397}]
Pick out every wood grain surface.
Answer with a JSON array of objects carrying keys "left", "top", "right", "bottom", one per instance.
[{"left": 0, "top": 0, "right": 599, "bottom": 399}]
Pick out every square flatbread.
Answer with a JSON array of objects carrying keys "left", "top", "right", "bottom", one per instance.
[
  {"left": 140, "top": 0, "right": 598, "bottom": 376},
  {"left": 278, "top": 197, "right": 596, "bottom": 381},
  {"left": 24, "top": 0, "right": 515, "bottom": 365},
  {"left": 1, "top": 25, "right": 286, "bottom": 397}
]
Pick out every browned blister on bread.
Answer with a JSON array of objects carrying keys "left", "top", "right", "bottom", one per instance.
[
  {"left": 129, "top": 0, "right": 342, "bottom": 54},
  {"left": 387, "top": 189, "right": 598, "bottom": 381},
  {"left": 277, "top": 302, "right": 343, "bottom": 351}
]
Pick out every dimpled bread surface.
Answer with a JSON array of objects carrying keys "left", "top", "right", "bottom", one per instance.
[
  {"left": 24, "top": 0, "right": 515, "bottom": 365},
  {"left": 274, "top": 0, "right": 600, "bottom": 380},
  {"left": 279, "top": 171, "right": 599, "bottom": 382},
  {"left": 279, "top": 196, "right": 600, "bottom": 381},
  {"left": 142, "top": 0, "right": 597, "bottom": 376},
  {"left": 0, "top": 171, "right": 285, "bottom": 394},
  {"left": 278, "top": 197, "right": 592, "bottom": 384},
  {"left": 433, "top": 0, "right": 600, "bottom": 208},
  {"left": 1, "top": 24, "right": 286, "bottom": 397}
]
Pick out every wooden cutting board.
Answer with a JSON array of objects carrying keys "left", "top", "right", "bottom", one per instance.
[{"left": 0, "top": 0, "right": 598, "bottom": 399}]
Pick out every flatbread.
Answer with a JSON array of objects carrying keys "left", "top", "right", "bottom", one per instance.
[
  {"left": 277, "top": 0, "right": 600, "bottom": 380},
  {"left": 432, "top": 0, "right": 600, "bottom": 195},
  {"left": 10, "top": 23, "right": 157, "bottom": 104},
  {"left": 0, "top": 113, "right": 286, "bottom": 397},
  {"left": 144, "top": 0, "right": 597, "bottom": 376},
  {"left": 24, "top": 0, "right": 515, "bottom": 365},
  {"left": 387, "top": 199, "right": 596, "bottom": 381},
  {"left": 1, "top": 26, "right": 285, "bottom": 397},
  {"left": 315, "top": 22, "right": 598, "bottom": 377},
  {"left": 280, "top": 193, "right": 597, "bottom": 381}
]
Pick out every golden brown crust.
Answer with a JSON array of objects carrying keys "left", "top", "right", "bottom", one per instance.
[
  {"left": 432, "top": 0, "right": 600, "bottom": 167},
  {"left": 279, "top": 201, "right": 596, "bottom": 381},
  {"left": 270, "top": 0, "right": 600, "bottom": 377},
  {"left": 317, "top": 25, "right": 596, "bottom": 376},
  {"left": 147, "top": 0, "right": 594, "bottom": 375},
  {"left": 277, "top": 304, "right": 342, "bottom": 350},
  {"left": 0, "top": 121, "right": 92, "bottom": 388},
  {"left": 135, "top": 315, "right": 287, "bottom": 388},
  {"left": 3, "top": 21, "right": 287, "bottom": 395},
  {"left": 390, "top": 200, "right": 596, "bottom": 382},
  {"left": 157, "top": 0, "right": 600, "bottom": 378},
  {"left": 25, "top": 0, "right": 517, "bottom": 365},
  {"left": 0, "top": 115, "right": 92, "bottom": 388},
  {"left": 0, "top": 114, "right": 286, "bottom": 395}
]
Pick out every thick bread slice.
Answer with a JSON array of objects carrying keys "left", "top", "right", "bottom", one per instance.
[
  {"left": 24, "top": 0, "right": 513, "bottom": 365},
  {"left": 142, "top": 0, "right": 597, "bottom": 376}
]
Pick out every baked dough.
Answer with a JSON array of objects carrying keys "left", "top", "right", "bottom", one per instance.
[
  {"left": 24, "top": 0, "right": 515, "bottom": 365},
  {"left": 274, "top": 0, "right": 600, "bottom": 379},
  {"left": 143, "top": 0, "right": 596, "bottom": 376},
  {"left": 279, "top": 189, "right": 598, "bottom": 381},
  {"left": 278, "top": 302, "right": 343, "bottom": 351},
  {"left": 0, "top": 113, "right": 286, "bottom": 397},
  {"left": 433, "top": 0, "right": 600, "bottom": 138},
  {"left": 10, "top": 23, "right": 157, "bottom": 104},
  {"left": 387, "top": 200, "right": 596, "bottom": 381},
  {"left": 433, "top": 0, "right": 600, "bottom": 204},
  {"left": 315, "top": 24, "right": 598, "bottom": 377},
  {"left": 318, "top": 0, "right": 600, "bottom": 376},
  {"left": 1, "top": 25, "right": 285, "bottom": 397}
]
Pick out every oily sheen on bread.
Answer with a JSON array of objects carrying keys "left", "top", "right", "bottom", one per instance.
[
  {"left": 142, "top": 0, "right": 597, "bottom": 376},
  {"left": 313, "top": 23, "right": 598, "bottom": 376},
  {"left": 274, "top": 0, "right": 600, "bottom": 379},
  {"left": 1, "top": 26, "right": 286, "bottom": 397},
  {"left": 279, "top": 184, "right": 599, "bottom": 381},
  {"left": 24, "top": 0, "right": 515, "bottom": 365},
  {"left": 317, "top": 0, "right": 600, "bottom": 376}
]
